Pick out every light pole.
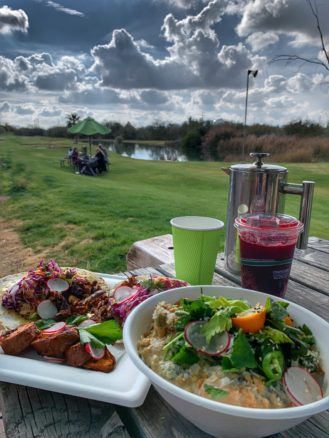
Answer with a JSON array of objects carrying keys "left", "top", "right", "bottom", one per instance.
[{"left": 243, "top": 69, "right": 258, "bottom": 160}]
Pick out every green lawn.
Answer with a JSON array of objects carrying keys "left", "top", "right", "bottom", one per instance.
[{"left": 0, "top": 134, "right": 328, "bottom": 273}]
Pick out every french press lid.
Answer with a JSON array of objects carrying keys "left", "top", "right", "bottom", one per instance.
[{"left": 230, "top": 153, "right": 287, "bottom": 173}]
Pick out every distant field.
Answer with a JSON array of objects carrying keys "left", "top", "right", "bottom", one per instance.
[{"left": 0, "top": 134, "right": 328, "bottom": 274}]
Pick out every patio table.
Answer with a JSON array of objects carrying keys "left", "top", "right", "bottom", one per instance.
[{"left": 0, "top": 237, "right": 329, "bottom": 437}]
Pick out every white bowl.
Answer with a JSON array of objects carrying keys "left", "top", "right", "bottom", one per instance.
[{"left": 123, "top": 285, "right": 329, "bottom": 438}]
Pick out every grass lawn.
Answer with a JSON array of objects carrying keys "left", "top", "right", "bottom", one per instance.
[{"left": 0, "top": 134, "right": 328, "bottom": 274}]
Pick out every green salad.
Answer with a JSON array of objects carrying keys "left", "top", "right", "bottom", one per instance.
[{"left": 138, "top": 294, "right": 325, "bottom": 408}]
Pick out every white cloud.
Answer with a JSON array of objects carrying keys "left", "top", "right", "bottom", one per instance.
[
  {"left": 15, "top": 104, "right": 35, "bottom": 115},
  {"left": 140, "top": 90, "right": 168, "bottom": 105},
  {"left": 1, "top": 53, "right": 86, "bottom": 92},
  {"left": 0, "top": 6, "right": 28, "bottom": 34},
  {"left": 38, "top": 107, "right": 62, "bottom": 117},
  {"left": 236, "top": 0, "right": 329, "bottom": 48},
  {"left": 265, "top": 95, "right": 295, "bottom": 109},
  {"left": 0, "top": 56, "right": 27, "bottom": 91},
  {"left": 59, "top": 86, "right": 124, "bottom": 105},
  {"left": 91, "top": 1, "right": 263, "bottom": 90},
  {"left": 246, "top": 31, "right": 279, "bottom": 51},
  {"left": 45, "top": 1, "right": 84, "bottom": 17},
  {"left": 0, "top": 102, "right": 10, "bottom": 112},
  {"left": 286, "top": 72, "right": 312, "bottom": 93},
  {"left": 264, "top": 75, "right": 287, "bottom": 93}
]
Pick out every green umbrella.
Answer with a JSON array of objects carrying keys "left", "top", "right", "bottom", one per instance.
[{"left": 68, "top": 117, "right": 111, "bottom": 154}]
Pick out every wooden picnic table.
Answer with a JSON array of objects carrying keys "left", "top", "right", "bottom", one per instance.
[{"left": 1, "top": 237, "right": 329, "bottom": 437}]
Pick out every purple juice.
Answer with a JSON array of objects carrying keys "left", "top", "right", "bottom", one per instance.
[
  {"left": 235, "top": 214, "right": 304, "bottom": 297},
  {"left": 239, "top": 237, "right": 296, "bottom": 297}
]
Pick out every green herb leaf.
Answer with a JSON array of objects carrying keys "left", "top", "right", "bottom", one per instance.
[
  {"left": 207, "top": 296, "right": 250, "bottom": 312},
  {"left": 175, "top": 310, "right": 191, "bottom": 331},
  {"left": 202, "top": 311, "right": 232, "bottom": 344},
  {"left": 269, "top": 301, "right": 289, "bottom": 321},
  {"left": 258, "top": 327, "right": 294, "bottom": 344},
  {"left": 220, "top": 356, "right": 239, "bottom": 372},
  {"left": 265, "top": 297, "right": 272, "bottom": 313},
  {"left": 79, "top": 330, "right": 105, "bottom": 349},
  {"left": 230, "top": 330, "right": 258, "bottom": 369},
  {"left": 171, "top": 346, "right": 199, "bottom": 367},
  {"left": 204, "top": 384, "right": 228, "bottom": 398},
  {"left": 66, "top": 315, "right": 88, "bottom": 326},
  {"left": 163, "top": 332, "right": 184, "bottom": 351},
  {"left": 35, "top": 319, "right": 56, "bottom": 330},
  {"left": 180, "top": 297, "right": 213, "bottom": 320},
  {"left": 83, "top": 320, "right": 122, "bottom": 344}
]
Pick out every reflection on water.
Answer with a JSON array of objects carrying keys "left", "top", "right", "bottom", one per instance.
[{"left": 108, "top": 143, "right": 187, "bottom": 161}]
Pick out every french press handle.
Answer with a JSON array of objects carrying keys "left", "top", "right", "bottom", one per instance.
[
  {"left": 281, "top": 181, "right": 315, "bottom": 250},
  {"left": 249, "top": 152, "right": 270, "bottom": 168}
]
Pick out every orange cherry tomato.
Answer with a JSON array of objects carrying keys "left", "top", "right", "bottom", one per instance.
[
  {"left": 231, "top": 304, "right": 266, "bottom": 333},
  {"left": 283, "top": 315, "right": 294, "bottom": 326}
]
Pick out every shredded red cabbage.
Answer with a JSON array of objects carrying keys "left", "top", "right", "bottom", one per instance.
[{"left": 110, "top": 277, "right": 188, "bottom": 324}]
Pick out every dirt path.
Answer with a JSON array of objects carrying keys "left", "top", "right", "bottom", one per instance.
[{"left": 0, "top": 218, "right": 41, "bottom": 278}]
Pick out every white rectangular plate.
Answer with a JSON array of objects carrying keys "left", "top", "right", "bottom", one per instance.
[{"left": 0, "top": 275, "right": 151, "bottom": 407}]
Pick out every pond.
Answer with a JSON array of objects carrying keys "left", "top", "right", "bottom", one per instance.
[{"left": 108, "top": 142, "right": 188, "bottom": 161}]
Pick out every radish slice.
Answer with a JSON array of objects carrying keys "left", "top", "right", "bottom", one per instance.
[
  {"left": 47, "top": 278, "right": 69, "bottom": 293},
  {"left": 37, "top": 300, "right": 58, "bottom": 319},
  {"left": 84, "top": 343, "right": 105, "bottom": 360},
  {"left": 184, "top": 321, "right": 230, "bottom": 356},
  {"left": 44, "top": 356, "right": 65, "bottom": 363},
  {"left": 43, "top": 322, "right": 66, "bottom": 334},
  {"left": 78, "top": 319, "right": 97, "bottom": 329},
  {"left": 106, "top": 344, "right": 125, "bottom": 362},
  {"left": 284, "top": 367, "right": 323, "bottom": 406},
  {"left": 113, "top": 286, "right": 136, "bottom": 303},
  {"left": 9, "top": 283, "right": 19, "bottom": 295},
  {"left": 226, "top": 334, "right": 234, "bottom": 352}
]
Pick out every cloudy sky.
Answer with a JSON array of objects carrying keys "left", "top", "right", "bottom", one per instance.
[{"left": 1, "top": 0, "right": 329, "bottom": 128}]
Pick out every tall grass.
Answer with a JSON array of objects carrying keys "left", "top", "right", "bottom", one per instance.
[{"left": 202, "top": 125, "right": 329, "bottom": 162}]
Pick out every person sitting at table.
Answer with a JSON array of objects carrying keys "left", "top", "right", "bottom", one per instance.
[
  {"left": 95, "top": 146, "right": 107, "bottom": 173},
  {"left": 71, "top": 147, "right": 79, "bottom": 168},
  {"left": 98, "top": 143, "right": 110, "bottom": 168}
]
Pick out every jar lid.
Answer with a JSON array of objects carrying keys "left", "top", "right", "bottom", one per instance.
[
  {"left": 235, "top": 213, "right": 304, "bottom": 233},
  {"left": 230, "top": 163, "right": 287, "bottom": 173}
]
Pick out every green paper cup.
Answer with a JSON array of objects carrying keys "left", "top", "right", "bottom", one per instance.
[{"left": 170, "top": 216, "right": 224, "bottom": 285}]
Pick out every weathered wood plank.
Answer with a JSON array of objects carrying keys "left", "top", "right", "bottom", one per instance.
[
  {"left": 158, "top": 262, "right": 238, "bottom": 287},
  {"left": 279, "top": 410, "right": 329, "bottom": 438},
  {"left": 126, "top": 234, "right": 173, "bottom": 270},
  {"left": 308, "top": 237, "right": 329, "bottom": 254},
  {"left": 290, "top": 259, "right": 329, "bottom": 296},
  {"left": 294, "top": 247, "right": 329, "bottom": 272},
  {"left": 0, "top": 383, "right": 130, "bottom": 438},
  {"left": 117, "top": 386, "right": 213, "bottom": 438}
]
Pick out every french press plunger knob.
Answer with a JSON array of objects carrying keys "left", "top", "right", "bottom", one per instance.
[{"left": 249, "top": 152, "right": 270, "bottom": 168}]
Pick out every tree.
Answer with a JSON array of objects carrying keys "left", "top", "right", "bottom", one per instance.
[
  {"left": 181, "top": 128, "right": 203, "bottom": 160},
  {"left": 273, "top": 0, "right": 329, "bottom": 71},
  {"left": 66, "top": 113, "right": 80, "bottom": 128}
]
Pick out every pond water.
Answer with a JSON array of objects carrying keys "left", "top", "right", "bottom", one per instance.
[{"left": 108, "top": 143, "right": 188, "bottom": 161}]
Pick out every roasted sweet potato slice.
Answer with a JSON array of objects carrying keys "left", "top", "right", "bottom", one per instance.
[
  {"left": 0, "top": 322, "right": 39, "bottom": 356},
  {"left": 83, "top": 349, "right": 116, "bottom": 373}
]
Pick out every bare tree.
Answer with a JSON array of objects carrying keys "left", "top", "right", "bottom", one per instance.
[{"left": 273, "top": 0, "right": 329, "bottom": 72}]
